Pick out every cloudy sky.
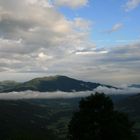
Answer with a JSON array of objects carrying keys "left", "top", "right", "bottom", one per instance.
[{"left": 0, "top": 0, "right": 140, "bottom": 86}]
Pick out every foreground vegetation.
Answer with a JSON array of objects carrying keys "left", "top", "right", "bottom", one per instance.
[
  {"left": 0, "top": 93, "right": 139, "bottom": 140},
  {"left": 68, "top": 93, "right": 137, "bottom": 140}
]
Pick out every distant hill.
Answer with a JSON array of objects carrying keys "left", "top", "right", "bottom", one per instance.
[
  {"left": 129, "top": 84, "right": 140, "bottom": 88},
  {"left": 116, "top": 93, "right": 140, "bottom": 119},
  {"left": 0, "top": 75, "right": 116, "bottom": 93},
  {"left": 0, "top": 81, "right": 19, "bottom": 91}
]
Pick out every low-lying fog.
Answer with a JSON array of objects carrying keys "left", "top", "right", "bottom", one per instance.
[{"left": 0, "top": 86, "right": 140, "bottom": 100}]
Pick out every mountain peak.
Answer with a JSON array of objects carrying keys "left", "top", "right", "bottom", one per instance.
[{"left": 0, "top": 75, "right": 116, "bottom": 93}]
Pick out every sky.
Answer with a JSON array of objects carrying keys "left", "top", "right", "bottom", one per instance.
[{"left": 0, "top": 0, "right": 140, "bottom": 86}]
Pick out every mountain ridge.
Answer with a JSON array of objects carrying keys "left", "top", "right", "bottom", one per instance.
[
  {"left": 129, "top": 84, "right": 140, "bottom": 88},
  {"left": 0, "top": 75, "right": 116, "bottom": 93}
]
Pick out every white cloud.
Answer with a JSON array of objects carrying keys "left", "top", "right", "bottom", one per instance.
[
  {"left": 73, "top": 18, "right": 91, "bottom": 31},
  {"left": 124, "top": 0, "right": 140, "bottom": 11},
  {"left": 27, "top": 0, "right": 53, "bottom": 8},
  {"left": 0, "top": 0, "right": 92, "bottom": 75},
  {"left": 0, "top": 91, "right": 92, "bottom": 100},
  {"left": 54, "top": 0, "right": 88, "bottom": 8},
  {"left": 0, "top": 86, "right": 139, "bottom": 100},
  {"left": 95, "top": 86, "right": 140, "bottom": 95},
  {"left": 75, "top": 50, "right": 108, "bottom": 55},
  {"left": 37, "top": 52, "right": 53, "bottom": 60},
  {"left": 104, "top": 23, "right": 123, "bottom": 33}
]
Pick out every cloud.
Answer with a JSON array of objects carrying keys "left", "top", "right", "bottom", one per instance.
[
  {"left": 104, "top": 23, "right": 123, "bottom": 34},
  {"left": 0, "top": 86, "right": 139, "bottom": 100},
  {"left": 95, "top": 86, "right": 140, "bottom": 95},
  {"left": 0, "top": 0, "right": 92, "bottom": 74},
  {"left": 0, "top": 0, "right": 140, "bottom": 86},
  {"left": 75, "top": 48, "right": 108, "bottom": 55},
  {"left": 124, "top": 0, "right": 140, "bottom": 11},
  {"left": 55, "top": 42, "right": 140, "bottom": 86},
  {"left": 0, "top": 91, "right": 93, "bottom": 100},
  {"left": 1, "top": 41, "right": 140, "bottom": 86},
  {"left": 54, "top": 0, "right": 88, "bottom": 8}
]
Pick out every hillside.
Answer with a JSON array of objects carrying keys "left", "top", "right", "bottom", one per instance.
[
  {"left": 0, "top": 94, "right": 140, "bottom": 140},
  {"left": 116, "top": 93, "right": 140, "bottom": 116},
  {"left": 129, "top": 84, "right": 140, "bottom": 88},
  {"left": 0, "top": 81, "right": 19, "bottom": 91},
  {"left": 0, "top": 98, "right": 79, "bottom": 140},
  {"left": 0, "top": 75, "right": 115, "bottom": 93},
  {"left": 116, "top": 93, "right": 140, "bottom": 138}
]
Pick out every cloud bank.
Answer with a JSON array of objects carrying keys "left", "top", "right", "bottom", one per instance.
[
  {"left": 0, "top": 0, "right": 91, "bottom": 73},
  {"left": 0, "top": 87, "right": 139, "bottom": 100}
]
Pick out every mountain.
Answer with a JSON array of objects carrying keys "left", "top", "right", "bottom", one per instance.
[
  {"left": 0, "top": 81, "right": 19, "bottom": 91},
  {"left": 129, "top": 84, "right": 140, "bottom": 88},
  {"left": 0, "top": 75, "right": 116, "bottom": 93}
]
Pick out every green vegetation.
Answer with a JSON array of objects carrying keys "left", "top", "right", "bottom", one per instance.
[
  {"left": 0, "top": 93, "right": 139, "bottom": 140},
  {"left": 116, "top": 93, "right": 140, "bottom": 139},
  {"left": 68, "top": 93, "right": 137, "bottom": 140},
  {"left": 0, "top": 98, "right": 79, "bottom": 140},
  {"left": 0, "top": 81, "right": 19, "bottom": 92}
]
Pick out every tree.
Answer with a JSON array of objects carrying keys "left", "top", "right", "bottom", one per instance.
[{"left": 68, "top": 93, "right": 137, "bottom": 140}]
